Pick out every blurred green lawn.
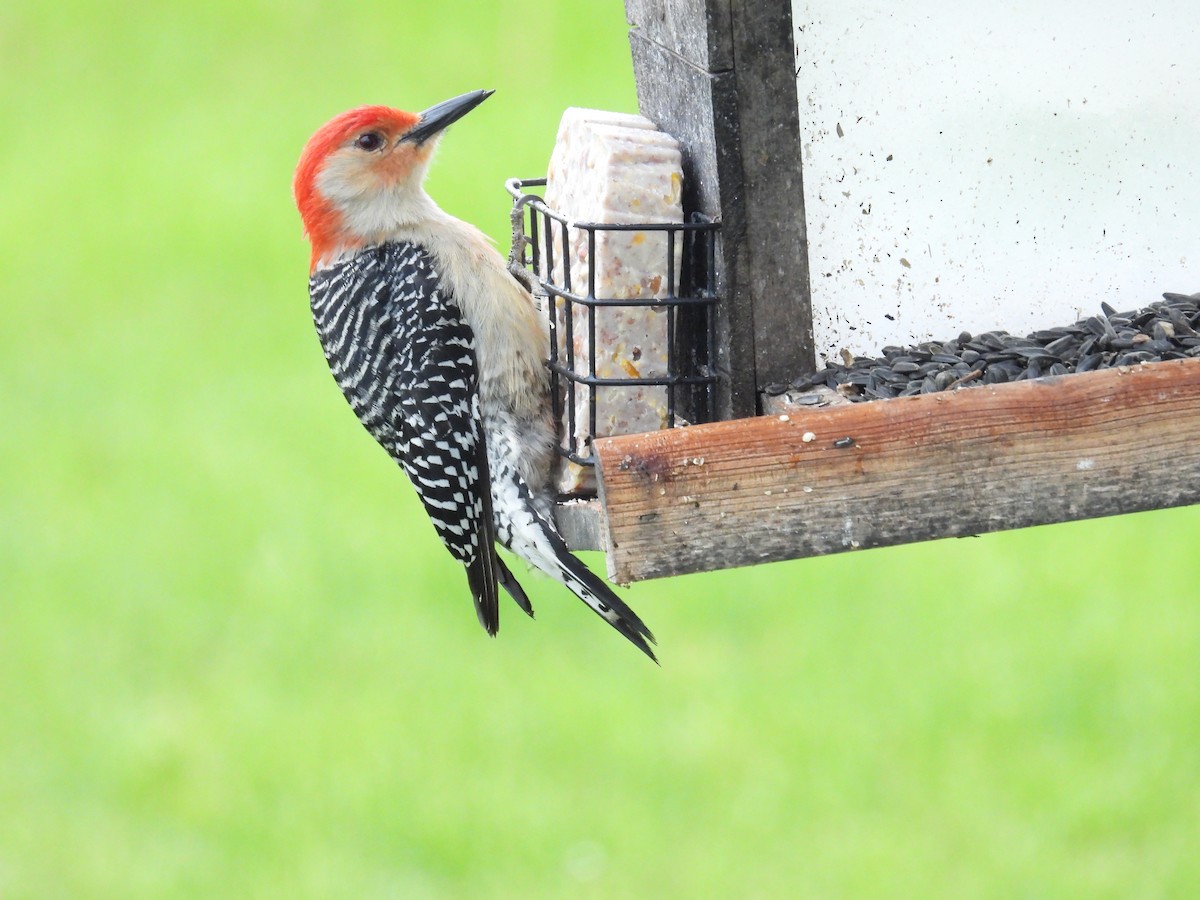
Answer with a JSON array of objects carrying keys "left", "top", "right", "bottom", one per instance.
[{"left": 2, "top": 1, "right": 1199, "bottom": 896}]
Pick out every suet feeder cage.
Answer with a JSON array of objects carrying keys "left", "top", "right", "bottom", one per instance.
[{"left": 506, "top": 177, "right": 722, "bottom": 469}]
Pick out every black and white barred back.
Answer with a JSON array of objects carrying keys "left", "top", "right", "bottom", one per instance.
[
  {"left": 310, "top": 242, "right": 508, "bottom": 631},
  {"left": 310, "top": 241, "right": 656, "bottom": 660}
]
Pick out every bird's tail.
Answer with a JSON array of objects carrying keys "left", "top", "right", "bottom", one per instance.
[
  {"left": 505, "top": 503, "right": 657, "bottom": 663},
  {"left": 495, "top": 555, "right": 534, "bottom": 618},
  {"left": 549, "top": 532, "right": 658, "bottom": 663}
]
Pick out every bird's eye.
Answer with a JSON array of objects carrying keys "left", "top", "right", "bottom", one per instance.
[{"left": 354, "top": 132, "right": 385, "bottom": 151}]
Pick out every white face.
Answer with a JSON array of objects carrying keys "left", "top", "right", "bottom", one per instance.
[{"left": 315, "top": 127, "right": 440, "bottom": 238}]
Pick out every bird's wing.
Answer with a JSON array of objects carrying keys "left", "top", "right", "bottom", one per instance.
[{"left": 383, "top": 245, "right": 501, "bottom": 635}]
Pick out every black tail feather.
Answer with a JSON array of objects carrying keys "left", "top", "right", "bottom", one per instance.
[
  {"left": 553, "top": 538, "right": 658, "bottom": 664},
  {"left": 496, "top": 555, "right": 535, "bottom": 618},
  {"left": 465, "top": 547, "right": 500, "bottom": 636},
  {"left": 465, "top": 434, "right": 502, "bottom": 636}
]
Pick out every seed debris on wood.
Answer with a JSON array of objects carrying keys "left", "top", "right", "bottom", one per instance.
[{"left": 787, "top": 292, "right": 1200, "bottom": 402}]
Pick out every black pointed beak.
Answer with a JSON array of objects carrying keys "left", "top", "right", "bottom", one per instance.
[{"left": 402, "top": 89, "right": 494, "bottom": 144}]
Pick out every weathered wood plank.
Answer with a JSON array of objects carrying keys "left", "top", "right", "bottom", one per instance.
[
  {"left": 625, "top": 0, "right": 813, "bottom": 418},
  {"left": 727, "top": 0, "right": 814, "bottom": 387},
  {"left": 627, "top": 30, "right": 755, "bottom": 418},
  {"left": 594, "top": 359, "right": 1200, "bottom": 583},
  {"left": 553, "top": 498, "right": 606, "bottom": 552},
  {"left": 624, "top": 0, "right": 733, "bottom": 71}
]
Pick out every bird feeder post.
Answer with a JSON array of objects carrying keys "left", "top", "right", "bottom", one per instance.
[{"left": 624, "top": 0, "right": 814, "bottom": 419}]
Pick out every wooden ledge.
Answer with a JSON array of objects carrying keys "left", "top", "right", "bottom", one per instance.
[{"left": 593, "top": 358, "right": 1200, "bottom": 583}]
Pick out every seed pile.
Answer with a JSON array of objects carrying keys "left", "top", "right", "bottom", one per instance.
[{"left": 771, "top": 292, "right": 1200, "bottom": 402}]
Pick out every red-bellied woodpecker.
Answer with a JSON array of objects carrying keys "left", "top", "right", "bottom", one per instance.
[{"left": 293, "top": 90, "right": 657, "bottom": 661}]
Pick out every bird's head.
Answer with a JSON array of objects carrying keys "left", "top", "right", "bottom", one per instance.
[{"left": 293, "top": 89, "right": 493, "bottom": 271}]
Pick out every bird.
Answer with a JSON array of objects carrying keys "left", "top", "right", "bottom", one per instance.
[{"left": 292, "top": 90, "right": 657, "bottom": 661}]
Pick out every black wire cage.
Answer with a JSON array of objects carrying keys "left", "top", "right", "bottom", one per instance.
[{"left": 506, "top": 177, "right": 721, "bottom": 489}]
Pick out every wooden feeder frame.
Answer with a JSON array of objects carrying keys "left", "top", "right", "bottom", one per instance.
[{"left": 541, "top": 0, "right": 1200, "bottom": 582}]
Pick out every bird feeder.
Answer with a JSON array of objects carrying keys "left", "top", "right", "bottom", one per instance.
[{"left": 509, "top": 0, "right": 1200, "bottom": 583}]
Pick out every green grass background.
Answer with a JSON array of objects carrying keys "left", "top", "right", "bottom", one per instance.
[{"left": 3, "top": 1, "right": 1199, "bottom": 896}]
